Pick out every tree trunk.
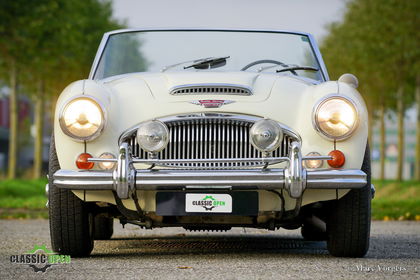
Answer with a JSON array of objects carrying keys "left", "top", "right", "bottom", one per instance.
[
  {"left": 33, "top": 79, "right": 45, "bottom": 179},
  {"left": 7, "top": 60, "right": 18, "bottom": 179},
  {"left": 415, "top": 76, "right": 420, "bottom": 181},
  {"left": 396, "top": 86, "right": 405, "bottom": 181},
  {"left": 379, "top": 102, "right": 386, "bottom": 180}
]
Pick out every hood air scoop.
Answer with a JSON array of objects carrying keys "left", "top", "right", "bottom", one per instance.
[{"left": 170, "top": 83, "right": 253, "bottom": 96}]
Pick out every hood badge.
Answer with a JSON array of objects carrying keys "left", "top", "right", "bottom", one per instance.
[{"left": 190, "top": 100, "right": 235, "bottom": 108}]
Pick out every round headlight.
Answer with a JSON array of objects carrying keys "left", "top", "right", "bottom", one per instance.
[
  {"left": 313, "top": 96, "right": 358, "bottom": 140},
  {"left": 250, "top": 119, "right": 283, "bottom": 153},
  {"left": 136, "top": 120, "right": 169, "bottom": 152},
  {"left": 59, "top": 96, "right": 105, "bottom": 141}
]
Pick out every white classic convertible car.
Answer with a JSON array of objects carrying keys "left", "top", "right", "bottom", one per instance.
[{"left": 49, "top": 28, "right": 373, "bottom": 257}]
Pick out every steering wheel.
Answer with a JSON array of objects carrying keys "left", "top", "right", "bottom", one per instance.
[{"left": 241, "top": 59, "right": 289, "bottom": 71}]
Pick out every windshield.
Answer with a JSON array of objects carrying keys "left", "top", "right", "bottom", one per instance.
[{"left": 93, "top": 30, "right": 324, "bottom": 81}]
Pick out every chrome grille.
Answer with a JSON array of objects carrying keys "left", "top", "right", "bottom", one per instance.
[
  {"left": 170, "top": 85, "right": 252, "bottom": 96},
  {"left": 127, "top": 118, "right": 294, "bottom": 168}
]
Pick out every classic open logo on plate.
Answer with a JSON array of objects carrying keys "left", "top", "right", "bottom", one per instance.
[{"left": 186, "top": 194, "right": 232, "bottom": 213}]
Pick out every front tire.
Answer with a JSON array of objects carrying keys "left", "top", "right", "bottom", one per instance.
[
  {"left": 326, "top": 144, "right": 371, "bottom": 257},
  {"left": 48, "top": 135, "right": 94, "bottom": 257}
]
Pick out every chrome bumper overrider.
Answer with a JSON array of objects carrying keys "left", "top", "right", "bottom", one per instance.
[{"left": 53, "top": 142, "right": 367, "bottom": 199}]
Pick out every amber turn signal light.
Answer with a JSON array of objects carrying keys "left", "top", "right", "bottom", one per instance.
[
  {"left": 327, "top": 150, "right": 345, "bottom": 168},
  {"left": 76, "top": 153, "right": 94, "bottom": 169}
]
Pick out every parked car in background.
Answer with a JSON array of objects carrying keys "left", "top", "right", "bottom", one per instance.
[{"left": 49, "top": 28, "right": 372, "bottom": 257}]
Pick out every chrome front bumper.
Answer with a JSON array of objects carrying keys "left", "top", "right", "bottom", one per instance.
[{"left": 54, "top": 142, "right": 367, "bottom": 199}]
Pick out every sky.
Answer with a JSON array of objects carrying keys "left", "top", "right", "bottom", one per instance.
[{"left": 111, "top": 0, "right": 348, "bottom": 42}]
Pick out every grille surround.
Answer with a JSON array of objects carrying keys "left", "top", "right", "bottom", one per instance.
[
  {"left": 170, "top": 84, "right": 252, "bottom": 96},
  {"left": 120, "top": 113, "right": 300, "bottom": 169}
]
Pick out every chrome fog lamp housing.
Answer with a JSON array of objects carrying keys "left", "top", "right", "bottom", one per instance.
[
  {"left": 250, "top": 119, "right": 283, "bottom": 153},
  {"left": 313, "top": 95, "right": 358, "bottom": 140},
  {"left": 136, "top": 120, "right": 169, "bottom": 152},
  {"left": 59, "top": 96, "right": 105, "bottom": 141}
]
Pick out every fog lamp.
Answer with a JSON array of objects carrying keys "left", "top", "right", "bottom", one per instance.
[
  {"left": 250, "top": 119, "right": 283, "bottom": 153},
  {"left": 136, "top": 120, "right": 169, "bottom": 152}
]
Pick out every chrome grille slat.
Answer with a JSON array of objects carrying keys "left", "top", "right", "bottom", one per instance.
[
  {"left": 128, "top": 118, "right": 295, "bottom": 169},
  {"left": 217, "top": 120, "right": 221, "bottom": 167},
  {"left": 200, "top": 121, "right": 203, "bottom": 160}
]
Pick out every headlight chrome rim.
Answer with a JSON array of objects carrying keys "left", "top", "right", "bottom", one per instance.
[
  {"left": 312, "top": 95, "right": 359, "bottom": 141},
  {"left": 59, "top": 95, "right": 106, "bottom": 142},
  {"left": 136, "top": 120, "right": 169, "bottom": 153}
]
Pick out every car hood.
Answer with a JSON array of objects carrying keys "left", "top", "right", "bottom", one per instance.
[{"left": 102, "top": 71, "right": 318, "bottom": 104}]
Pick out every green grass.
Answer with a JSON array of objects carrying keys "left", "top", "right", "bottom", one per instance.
[
  {"left": 0, "top": 179, "right": 48, "bottom": 219},
  {"left": 371, "top": 180, "right": 420, "bottom": 221},
  {"left": 0, "top": 178, "right": 418, "bottom": 220},
  {"left": 0, "top": 179, "right": 47, "bottom": 198}
]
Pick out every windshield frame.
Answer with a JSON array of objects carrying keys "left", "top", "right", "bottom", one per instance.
[{"left": 89, "top": 28, "right": 330, "bottom": 82}]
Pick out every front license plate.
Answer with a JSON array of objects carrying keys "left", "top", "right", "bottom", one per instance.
[
  {"left": 156, "top": 191, "right": 258, "bottom": 216},
  {"left": 185, "top": 193, "right": 232, "bottom": 213}
]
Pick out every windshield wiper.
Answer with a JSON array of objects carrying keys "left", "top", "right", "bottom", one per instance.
[
  {"left": 161, "top": 56, "right": 230, "bottom": 72},
  {"left": 184, "top": 56, "right": 230, "bottom": 70},
  {"left": 276, "top": 66, "right": 319, "bottom": 73}
]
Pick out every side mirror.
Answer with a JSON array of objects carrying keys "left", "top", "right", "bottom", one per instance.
[{"left": 338, "top": 73, "right": 358, "bottom": 89}]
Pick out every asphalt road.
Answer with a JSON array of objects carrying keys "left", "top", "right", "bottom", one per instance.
[{"left": 0, "top": 220, "right": 418, "bottom": 280}]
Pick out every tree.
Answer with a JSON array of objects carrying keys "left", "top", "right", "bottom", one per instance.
[
  {"left": 28, "top": 0, "right": 122, "bottom": 179},
  {"left": 321, "top": 0, "right": 419, "bottom": 180},
  {"left": 0, "top": 0, "right": 123, "bottom": 178},
  {"left": 0, "top": 0, "right": 41, "bottom": 179}
]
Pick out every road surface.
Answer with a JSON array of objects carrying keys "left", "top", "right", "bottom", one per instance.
[{"left": 0, "top": 220, "right": 418, "bottom": 279}]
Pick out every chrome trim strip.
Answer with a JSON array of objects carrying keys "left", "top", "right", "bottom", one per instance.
[
  {"left": 53, "top": 168, "right": 366, "bottom": 191},
  {"left": 303, "top": 156, "right": 332, "bottom": 160},
  {"left": 90, "top": 157, "right": 289, "bottom": 165},
  {"left": 307, "top": 33, "right": 329, "bottom": 81},
  {"left": 88, "top": 156, "right": 331, "bottom": 165},
  {"left": 89, "top": 28, "right": 329, "bottom": 81}
]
